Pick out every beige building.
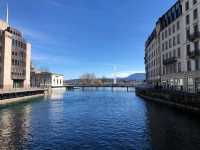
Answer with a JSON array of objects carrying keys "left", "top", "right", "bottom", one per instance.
[
  {"left": 145, "top": 0, "right": 200, "bottom": 92},
  {"left": 0, "top": 20, "right": 31, "bottom": 89},
  {"left": 31, "top": 70, "right": 64, "bottom": 88},
  {"left": 145, "top": 28, "right": 161, "bottom": 86}
]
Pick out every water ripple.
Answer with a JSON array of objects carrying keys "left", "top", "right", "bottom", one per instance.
[{"left": 0, "top": 89, "right": 200, "bottom": 150}]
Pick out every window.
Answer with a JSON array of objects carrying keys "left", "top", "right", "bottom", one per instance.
[
  {"left": 173, "top": 49, "right": 176, "bottom": 57},
  {"left": 178, "top": 48, "right": 181, "bottom": 58},
  {"left": 177, "top": 21, "right": 180, "bottom": 31},
  {"left": 187, "top": 60, "right": 191, "bottom": 71},
  {"left": 187, "top": 44, "right": 191, "bottom": 55},
  {"left": 172, "top": 24, "right": 176, "bottom": 33},
  {"left": 162, "top": 43, "right": 165, "bottom": 51},
  {"left": 163, "top": 67, "right": 166, "bottom": 75},
  {"left": 186, "top": 28, "right": 190, "bottom": 40},
  {"left": 168, "top": 27, "right": 171, "bottom": 36},
  {"left": 194, "top": 24, "right": 199, "bottom": 33},
  {"left": 165, "top": 30, "right": 168, "bottom": 38},
  {"left": 169, "top": 51, "right": 172, "bottom": 58},
  {"left": 193, "top": 9, "right": 198, "bottom": 20},
  {"left": 162, "top": 32, "right": 164, "bottom": 40},
  {"left": 195, "top": 59, "right": 199, "bottom": 70},
  {"left": 194, "top": 41, "right": 199, "bottom": 50},
  {"left": 178, "top": 62, "right": 181, "bottom": 72},
  {"left": 186, "top": 15, "right": 190, "bottom": 25},
  {"left": 165, "top": 41, "right": 168, "bottom": 50},
  {"left": 169, "top": 39, "right": 172, "bottom": 48},
  {"left": 177, "top": 34, "right": 180, "bottom": 44},
  {"left": 173, "top": 36, "right": 176, "bottom": 46},
  {"left": 193, "top": 0, "right": 197, "bottom": 5},
  {"left": 173, "top": 64, "right": 177, "bottom": 73},
  {"left": 12, "top": 39, "right": 15, "bottom": 46},
  {"left": 185, "top": 1, "right": 189, "bottom": 11}
]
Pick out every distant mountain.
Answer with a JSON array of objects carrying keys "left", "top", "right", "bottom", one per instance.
[{"left": 125, "top": 73, "right": 145, "bottom": 81}]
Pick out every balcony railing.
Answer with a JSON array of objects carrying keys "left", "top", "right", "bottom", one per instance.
[
  {"left": 188, "top": 31, "right": 200, "bottom": 42},
  {"left": 188, "top": 50, "right": 200, "bottom": 59},
  {"left": 163, "top": 57, "right": 177, "bottom": 65}
]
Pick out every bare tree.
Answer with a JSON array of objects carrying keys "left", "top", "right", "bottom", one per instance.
[{"left": 80, "top": 73, "right": 96, "bottom": 85}]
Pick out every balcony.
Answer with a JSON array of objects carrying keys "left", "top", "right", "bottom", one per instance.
[
  {"left": 163, "top": 57, "right": 177, "bottom": 65},
  {"left": 188, "top": 50, "right": 200, "bottom": 59},
  {"left": 188, "top": 31, "right": 200, "bottom": 42}
]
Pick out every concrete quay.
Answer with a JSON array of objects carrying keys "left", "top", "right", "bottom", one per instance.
[
  {"left": 136, "top": 87, "right": 200, "bottom": 114},
  {"left": 0, "top": 88, "right": 47, "bottom": 105}
]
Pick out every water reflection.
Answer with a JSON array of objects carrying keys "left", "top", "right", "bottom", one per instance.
[
  {"left": 0, "top": 104, "right": 32, "bottom": 149},
  {"left": 0, "top": 90, "right": 200, "bottom": 149},
  {"left": 49, "top": 88, "right": 66, "bottom": 100},
  {"left": 75, "top": 87, "right": 135, "bottom": 92},
  {"left": 145, "top": 102, "right": 200, "bottom": 150}
]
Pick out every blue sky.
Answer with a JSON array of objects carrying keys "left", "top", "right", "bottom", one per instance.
[{"left": 1, "top": 0, "right": 176, "bottom": 79}]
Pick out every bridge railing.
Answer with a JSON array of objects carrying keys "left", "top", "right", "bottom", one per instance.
[{"left": 64, "top": 83, "right": 137, "bottom": 87}]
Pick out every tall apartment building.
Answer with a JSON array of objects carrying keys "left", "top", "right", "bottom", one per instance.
[
  {"left": 145, "top": 0, "right": 200, "bottom": 91},
  {"left": 145, "top": 28, "right": 161, "bottom": 86},
  {"left": 0, "top": 20, "right": 31, "bottom": 89}
]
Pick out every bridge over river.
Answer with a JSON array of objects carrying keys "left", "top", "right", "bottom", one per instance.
[{"left": 61, "top": 84, "right": 137, "bottom": 92}]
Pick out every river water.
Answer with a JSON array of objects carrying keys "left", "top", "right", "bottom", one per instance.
[{"left": 0, "top": 88, "right": 200, "bottom": 150}]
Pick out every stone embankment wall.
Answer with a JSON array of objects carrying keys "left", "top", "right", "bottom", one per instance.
[
  {"left": 0, "top": 89, "right": 46, "bottom": 105},
  {"left": 135, "top": 87, "right": 200, "bottom": 114}
]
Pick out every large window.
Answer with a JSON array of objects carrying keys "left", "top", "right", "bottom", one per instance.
[
  {"left": 178, "top": 62, "right": 181, "bottom": 72},
  {"left": 173, "top": 49, "right": 176, "bottom": 57},
  {"left": 194, "top": 24, "right": 199, "bottom": 33},
  {"left": 186, "top": 15, "right": 190, "bottom": 25},
  {"left": 195, "top": 59, "right": 199, "bottom": 70},
  {"left": 177, "top": 21, "right": 180, "bottom": 30},
  {"left": 187, "top": 60, "right": 191, "bottom": 71},
  {"left": 186, "top": 28, "right": 190, "bottom": 40},
  {"left": 173, "top": 36, "right": 176, "bottom": 46},
  {"left": 193, "top": 0, "right": 197, "bottom": 5},
  {"left": 193, "top": 9, "right": 198, "bottom": 20},
  {"left": 177, "top": 34, "right": 180, "bottom": 44},
  {"left": 168, "top": 27, "right": 171, "bottom": 36},
  {"left": 172, "top": 24, "right": 176, "bottom": 33},
  {"left": 187, "top": 44, "right": 191, "bottom": 54},
  {"left": 162, "top": 32, "right": 164, "bottom": 40},
  {"left": 178, "top": 48, "right": 181, "bottom": 58},
  {"left": 185, "top": 1, "right": 189, "bottom": 11},
  {"left": 194, "top": 41, "right": 199, "bottom": 50},
  {"left": 169, "top": 39, "right": 172, "bottom": 48}
]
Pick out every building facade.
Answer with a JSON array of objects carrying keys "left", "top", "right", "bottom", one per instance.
[
  {"left": 145, "top": 0, "right": 200, "bottom": 92},
  {"left": 31, "top": 71, "right": 64, "bottom": 88},
  {"left": 145, "top": 28, "right": 161, "bottom": 86},
  {"left": 0, "top": 20, "right": 31, "bottom": 89}
]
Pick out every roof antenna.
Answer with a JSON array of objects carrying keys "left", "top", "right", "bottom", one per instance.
[{"left": 6, "top": 3, "right": 9, "bottom": 24}]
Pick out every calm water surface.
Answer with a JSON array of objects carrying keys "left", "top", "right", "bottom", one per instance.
[{"left": 0, "top": 88, "right": 200, "bottom": 150}]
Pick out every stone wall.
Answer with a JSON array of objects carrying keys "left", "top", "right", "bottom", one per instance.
[{"left": 136, "top": 87, "right": 200, "bottom": 114}]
